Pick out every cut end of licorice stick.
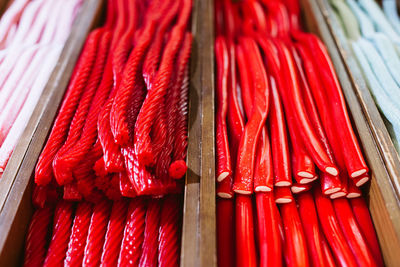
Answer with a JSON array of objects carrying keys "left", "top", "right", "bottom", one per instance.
[
  {"left": 355, "top": 176, "right": 369, "bottom": 187},
  {"left": 299, "top": 176, "right": 318, "bottom": 184},
  {"left": 346, "top": 192, "right": 361, "bottom": 198},
  {"left": 168, "top": 160, "right": 187, "bottom": 179},
  {"left": 330, "top": 192, "right": 346, "bottom": 199},
  {"left": 217, "top": 171, "right": 230, "bottom": 182},
  {"left": 324, "top": 187, "right": 341, "bottom": 195},
  {"left": 217, "top": 192, "right": 234, "bottom": 198},
  {"left": 351, "top": 169, "right": 367, "bottom": 178},
  {"left": 233, "top": 189, "right": 252, "bottom": 195},
  {"left": 275, "top": 181, "right": 292, "bottom": 187},
  {"left": 297, "top": 171, "right": 314, "bottom": 178},
  {"left": 325, "top": 167, "right": 338, "bottom": 176},
  {"left": 275, "top": 198, "right": 292, "bottom": 204},
  {"left": 291, "top": 186, "right": 306, "bottom": 194},
  {"left": 254, "top": 186, "right": 272, "bottom": 192}
]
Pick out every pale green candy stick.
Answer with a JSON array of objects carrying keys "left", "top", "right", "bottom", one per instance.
[
  {"left": 330, "top": 0, "right": 360, "bottom": 40},
  {"left": 347, "top": 0, "right": 375, "bottom": 38}
]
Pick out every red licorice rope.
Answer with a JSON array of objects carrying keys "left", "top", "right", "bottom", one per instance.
[
  {"left": 100, "top": 199, "right": 129, "bottom": 266},
  {"left": 217, "top": 198, "right": 235, "bottom": 267},
  {"left": 23, "top": 207, "right": 52, "bottom": 267},
  {"left": 140, "top": 198, "right": 161, "bottom": 267},
  {"left": 43, "top": 201, "right": 74, "bottom": 267},
  {"left": 82, "top": 199, "right": 112, "bottom": 267},
  {"left": 64, "top": 202, "right": 92, "bottom": 267},
  {"left": 118, "top": 198, "right": 147, "bottom": 266},
  {"left": 34, "top": 30, "right": 101, "bottom": 186},
  {"left": 158, "top": 195, "right": 182, "bottom": 267}
]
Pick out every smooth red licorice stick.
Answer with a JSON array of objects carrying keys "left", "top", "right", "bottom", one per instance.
[
  {"left": 82, "top": 199, "right": 111, "bottom": 267},
  {"left": 256, "top": 192, "right": 282, "bottom": 267},
  {"left": 110, "top": 21, "right": 156, "bottom": 146},
  {"left": 274, "top": 187, "right": 293, "bottom": 204},
  {"left": 347, "top": 178, "right": 361, "bottom": 198},
  {"left": 314, "top": 188, "right": 358, "bottom": 267},
  {"left": 233, "top": 37, "right": 269, "bottom": 194},
  {"left": 236, "top": 195, "right": 257, "bottom": 267},
  {"left": 253, "top": 127, "right": 273, "bottom": 191},
  {"left": 43, "top": 201, "right": 74, "bottom": 267},
  {"left": 34, "top": 30, "right": 101, "bottom": 186},
  {"left": 306, "top": 35, "right": 368, "bottom": 178},
  {"left": 280, "top": 201, "right": 310, "bottom": 267},
  {"left": 158, "top": 195, "right": 182, "bottom": 267},
  {"left": 217, "top": 198, "right": 235, "bottom": 267},
  {"left": 274, "top": 40, "right": 338, "bottom": 176},
  {"left": 333, "top": 198, "right": 377, "bottom": 266},
  {"left": 221, "top": 0, "right": 237, "bottom": 39},
  {"left": 321, "top": 235, "right": 336, "bottom": 267},
  {"left": 217, "top": 175, "right": 234, "bottom": 198},
  {"left": 294, "top": 44, "right": 342, "bottom": 194},
  {"left": 297, "top": 192, "right": 333, "bottom": 267},
  {"left": 53, "top": 30, "right": 110, "bottom": 186},
  {"left": 161, "top": 33, "right": 192, "bottom": 180},
  {"left": 269, "top": 75, "right": 291, "bottom": 187},
  {"left": 133, "top": 25, "right": 185, "bottom": 165},
  {"left": 215, "top": 36, "right": 232, "bottom": 182},
  {"left": 64, "top": 202, "right": 92, "bottom": 267},
  {"left": 139, "top": 199, "right": 161, "bottom": 267},
  {"left": 23, "top": 207, "right": 52, "bottom": 267},
  {"left": 350, "top": 198, "right": 383, "bottom": 266},
  {"left": 101, "top": 199, "right": 129, "bottom": 266},
  {"left": 118, "top": 198, "right": 147, "bottom": 267},
  {"left": 215, "top": 0, "right": 224, "bottom": 36}
]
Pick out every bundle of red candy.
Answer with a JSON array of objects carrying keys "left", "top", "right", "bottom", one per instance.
[
  {"left": 23, "top": 0, "right": 192, "bottom": 266},
  {"left": 215, "top": 0, "right": 383, "bottom": 266}
]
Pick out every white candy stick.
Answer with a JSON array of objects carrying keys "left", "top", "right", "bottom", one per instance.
[
  {"left": 0, "top": 45, "right": 61, "bottom": 173},
  {"left": 0, "top": 0, "right": 30, "bottom": 48}
]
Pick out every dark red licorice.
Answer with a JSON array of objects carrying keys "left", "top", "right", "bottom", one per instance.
[
  {"left": 314, "top": 188, "right": 358, "bottom": 267},
  {"left": 297, "top": 192, "right": 333, "bottom": 267},
  {"left": 119, "top": 171, "right": 137, "bottom": 197},
  {"left": 101, "top": 199, "right": 129, "bottom": 266},
  {"left": 23, "top": 207, "right": 52, "bottom": 267},
  {"left": 35, "top": 30, "right": 101, "bottom": 186},
  {"left": 53, "top": 31, "right": 111, "bottom": 186},
  {"left": 280, "top": 201, "right": 310, "bottom": 267},
  {"left": 350, "top": 197, "right": 383, "bottom": 266},
  {"left": 158, "top": 195, "right": 181, "bottom": 267},
  {"left": 110, "top": 21, "right": 156, "bottom": 146},
  {"left": 269, "top": 75, "right": 291, "bottom": 187},
  {"left": 217, "top": 198, "right": 235, "bottom": 267},
  {"left": 333, "top": 198, "right": 377, "bottom": 266},
  {"left": 233, "top": 37, "right": 269, "bottom": 194},
  {"left": 118, "top": 198, "right": 147, "bottom": 267},
  {"left": 64, "top": 202, "right": 92, "bottom": 267},
  {"left": 236, "top": 195, "right": 257, "bottom": 267},
  {"left": 133, "top": 25, "right": 185, "bottom": 166},
  {"left": 215, "top": 36, "right": 232, "bottom": 182},
  {"left": 140, "top": 199, "right": 161, "bottom": 267},
  {"left": 256, "top": 192, "right": 282, "bottom": 267},
  {"left": 82, "top": 199, "right": 112, "bottom": 267},
  {"left": 43, "top": 201, "right": 74, "bottom": 267}
]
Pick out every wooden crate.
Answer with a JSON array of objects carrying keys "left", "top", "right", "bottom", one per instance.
[
  {"left": 0, "top": 0, "right": 216, "bottom": 266},
  {"left": 301, "top": 0, "right": 400, "bottom": 265},
  {"left": 0, "top": 0, "right": 399, "bottom": 266}
]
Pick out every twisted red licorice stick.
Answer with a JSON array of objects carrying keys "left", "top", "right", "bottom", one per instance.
[
  {"left": 142, "top": 0, "right": 180, "bottom": 89},
  {"left": 34, "top": 29, "right": 101, "bottom": 186},
  {"left": 119, "top": 171, "right": 137, "bottom": 197},
  {"left": 110, "top": 21, "right": 156, "bottom": 146},
  {"left": 53, "top": 30, "right": 110, "bottom": 186},
  {"left": 64, "top": 202, "right": 92, "bottom": 267},
  {"left": 133, "top": 25, "right": 185, "bottom": 166},
  {"left": 56, "top": 32, "right": 116, "bottom": 178},
  {"left": 139, "top": 198, "right": 162, "bottom": 266},
  {"left": 100, "top": 199, "right": 129, "bottom": 266},
  {"left": 158, "top": 195, "right": 182, "bottom": 267},
  {"left": 158, "top": 33, "right": 192, "bottom": 180},
  {"left": 82, "top": 199, "right": 112, "bottom": 267},
  {"left": 23, "top": 207, "right": 52, "bottom": 267},
  {"left": 118, "top": 198, "right": 147, "bottom": 267},
  {"left": 109, "top": 0, "right": 127, "bottom": 50},
  {"left": 43, "top": 201, "right": 74, "bottom": 267}
]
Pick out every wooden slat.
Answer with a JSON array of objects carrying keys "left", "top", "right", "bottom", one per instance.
[
  {"left": 0, "top": 0, "right": 103, "bottom": 265},
  {"left": 181, "top": 0, "right": 216, "bottom": 265},
  {"left": 301, "top": 0, "right": 400, "bottom": 264}
]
